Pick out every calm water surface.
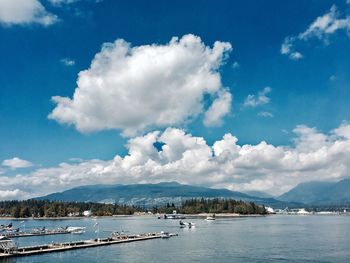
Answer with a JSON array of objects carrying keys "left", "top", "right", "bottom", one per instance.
[{"left": 1, "top": 215, "right": 349, "bottom": 263}]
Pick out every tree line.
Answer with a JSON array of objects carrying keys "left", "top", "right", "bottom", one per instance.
[
  {"left": 0, "top": 200, "right": 138, "bottom": 218},
  {"left": 153, "top": 198, "right": 267, "bottom": 215},
  {"left": 0, "top": 198, "right": 266, "bottom": 218}
]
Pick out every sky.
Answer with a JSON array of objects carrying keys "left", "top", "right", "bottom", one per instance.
[{"left": 1, "top": 0, "right": 350, "bottom": 200}]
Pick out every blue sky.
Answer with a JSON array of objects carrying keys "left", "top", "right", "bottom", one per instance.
[{"left": 1, "top": 0, "right": 350, "bottom": 199}]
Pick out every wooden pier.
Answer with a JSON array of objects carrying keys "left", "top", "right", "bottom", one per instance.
[{"left": 0, "top": 232, "right": 177, "bottom": 258}]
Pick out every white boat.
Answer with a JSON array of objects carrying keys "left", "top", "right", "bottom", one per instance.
[
  {"left": 179, "top": 220, "right": 196, "bottom": 228},
  {"left": 32, "top": 227, "right": 46, "bottom": 233},
  {"left": 66, "top": 226, "right": 86, "bottom": 234},
  {"left": 160, "top": 231, "right": 171, "bottom": 238},
  {"left": 164, "top": 214, "right": 186, "bottom": 219},
  {"left": 205, "top": 214, "right": 216, "bottom": 221}
]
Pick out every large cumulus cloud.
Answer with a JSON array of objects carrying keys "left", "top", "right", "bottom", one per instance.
[
  {"left": 2, "top": 123, "right": 350, "bottom": 199},
  {"left": 49, "top": 34, "right": 233, "bottom": 136}
]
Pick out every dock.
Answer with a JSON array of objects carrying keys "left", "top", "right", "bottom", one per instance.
[
  {"left": 3, "top": 230, "right": 72, "bottom": 238},
  {"left": 0, "top": 232, "right": 177, "bottom": 258}
]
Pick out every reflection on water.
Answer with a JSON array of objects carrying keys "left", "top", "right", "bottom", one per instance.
[{"left": 1, "top": 215, "right": 350, "bottom": 263}]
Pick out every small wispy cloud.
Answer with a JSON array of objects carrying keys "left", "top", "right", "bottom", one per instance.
[
  {"left": 329, "top": 75, "right": 337, "bottom": 81},
  {"left": 2, "top": 157, "right": 33, "bottom": 170},
  {"left": 243, "top": 87, "right": 271, "bottom": 108},
  {"left": 49, "top": 0, "right": 103, "bottom": 6},
  {"left": 281, "top": 5, "right": 350, "bottom": 60},
  {"left": 258, "top": 111, "right": 274, "bottom": 118},
  {"left": 289, "top": 52, "right": 303, "bottom": 60},
  {"left": 49, "top": 0, "right": 79, "bottom": 6},
  {"left": 61, "top": 58, "right": 75, "bottom": 66},
  {"left": 232, "top": 61, "right": 240, "bottom": 69},
  {"left": 281, "top": 129, "right": 289, "bottom": 134}
]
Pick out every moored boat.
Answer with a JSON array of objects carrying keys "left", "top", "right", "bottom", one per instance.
[
  {"left": 205, "top": 214, "right": 216, "bottom": 221},
  {"left": 66, "top": 226, "right": 86, "bottom": 234},
  {"left": 179, "top": 220, "right": 196, "bottom": 228},
  {"left": 160, "top": 231, "right": 171, "bottom": 238}
]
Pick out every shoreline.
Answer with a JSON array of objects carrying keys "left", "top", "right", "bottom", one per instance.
[
  {"left": 1, "top": 213, "right": 348, "bottom": 221},
  {"left": 0, "top": 213, "right": 266, "bottom": 220},
  {"left": 184, "top": 213, "right": 265, "bottom": 218}
]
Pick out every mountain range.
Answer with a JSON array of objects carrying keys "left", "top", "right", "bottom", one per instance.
[
  {"left": 36, "top": 182, "right": 291, "bottom": 208},
  {"left": 36, "top": 178, "right": 350, "bottom": 208},
  {"left": 278, "top": 178, "right": 350, "bottom": 205}
]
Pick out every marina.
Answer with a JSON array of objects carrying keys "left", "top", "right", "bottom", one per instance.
[
  {"left": 0, "top": 215, "right": 350, "bottom": 262},
  {"left": 0, "top": 225, "right": 87, "bottom": 238},
  {"left": 3, "top": 230, "right": 72, "bottom": 238},
  {"left": 0, "top": 231, "right": 177, "bottom": 258}
]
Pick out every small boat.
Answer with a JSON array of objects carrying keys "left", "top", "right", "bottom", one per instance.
[
  {"left": 32, "top": 227, "right": 46, "bottom": 233},
  {"left": 66, "top": 226, "right": 86, "bottom": 234},
  {"left": 160, "top": 231, "right": 171, "bottom": 239},
  {"left": 164, "top": 214, "right": 186, "bottom": 219},
  {"left": 179, "top": 220, "right": 196, "bottom": 228},
  {"left": 0, "top": 223, "right": 14, "bottom": 231},
  {"left": 205, "top": 214, "right": 216, "bottom": 221},
  {"left": 6, "top": 228, "right": 19, "bottom": 233}
]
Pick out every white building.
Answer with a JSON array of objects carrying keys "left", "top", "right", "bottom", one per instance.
[
  {"left": 83, "top": 210, "right": 92, "bottom": 217},
  {"left": 296, "top": 208, "right": 310, "bottom": 215},
  {"left": 266, "top": 206, "right": 275, "bottom": 214}
]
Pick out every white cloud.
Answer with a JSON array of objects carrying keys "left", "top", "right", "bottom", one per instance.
[
  {"left": 0, "top": 189, "right": 28, "bottom": 201},
  {"left": 49, "top": 34, "right": 233, "bottom": 136},
  {"left": 2, "top": 123, "right": 350, "bottom": 199},
  {"left": 258, "top": 111, "right": 273, "bottom": 118},
  {"left": 292, "top": 125, "right": 329, "bottom": 152},
  {"left": 232, "top": 61, "right": 240, "bottom": 69},
  {"left": 333, "top": 122, "right": 350, "bottom": 139},
  {"left": 281, "top": 129, "right": 289, "bottom": 134},
  {"left": 280, "top": 36, "right": 294, "bottom": 55},
  {"left": 0, "top": 0, "right": 58, "bottom": 26},
  {"left": 243, "top": 87, "right": 271, "bottom": 108},
  {"left": 281, "top": 38, "right": 304, "bottom": 60},
  {"left": 281, "top": 5, "right": 350, "bottom": 59},
  {"left": 48, "top": 0, "right": 79, "bottom": 6},
  {"left": 203, "top": 89, "right": 232, "bottom": 127},
  {"left": 48, "top": 0, "right": 101, "bottom": 5},
  {"left": 61, "top": 58, "right": 75, "bottom": 66},
  {"left": 289, "top": 52, "right": 303, "bottom": 60},
  {"left": 2, "top": 157, "right": 33, "bottom": 170},
  {"left": 299, "top": 6, "right": 350, "bottom": 41}
]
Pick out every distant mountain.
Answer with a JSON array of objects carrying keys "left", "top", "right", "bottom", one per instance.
[
  {"left": 278, "top": 178, "right": 350, "bottom": 205},
  {"left": 36, "top": 182, "right": 290, "bottom": 208},
  {"left": 243, "top": 190, "right": 275, "bottom": 199}
]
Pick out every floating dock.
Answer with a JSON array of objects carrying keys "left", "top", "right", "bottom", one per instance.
[
  {"left": 4, "top": 230, "right": 72, "bottom": 238},
  {"left": 0, "top": 232, "right": 177, "bottom": 258}
]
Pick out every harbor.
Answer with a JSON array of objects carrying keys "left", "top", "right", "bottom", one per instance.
[
  {"left": 1, "top": 224, "right": 87, "bottom": 238},
  {"left": 3, "top": 229, "right": 72, "bottom": 238},
  {"left": 0, "top": 231, "right": 177, "bottom": 258}
]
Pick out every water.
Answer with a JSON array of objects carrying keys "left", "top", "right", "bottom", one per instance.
[{"left": 1, "top": 215, "right": 350, "bottom": 262}]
